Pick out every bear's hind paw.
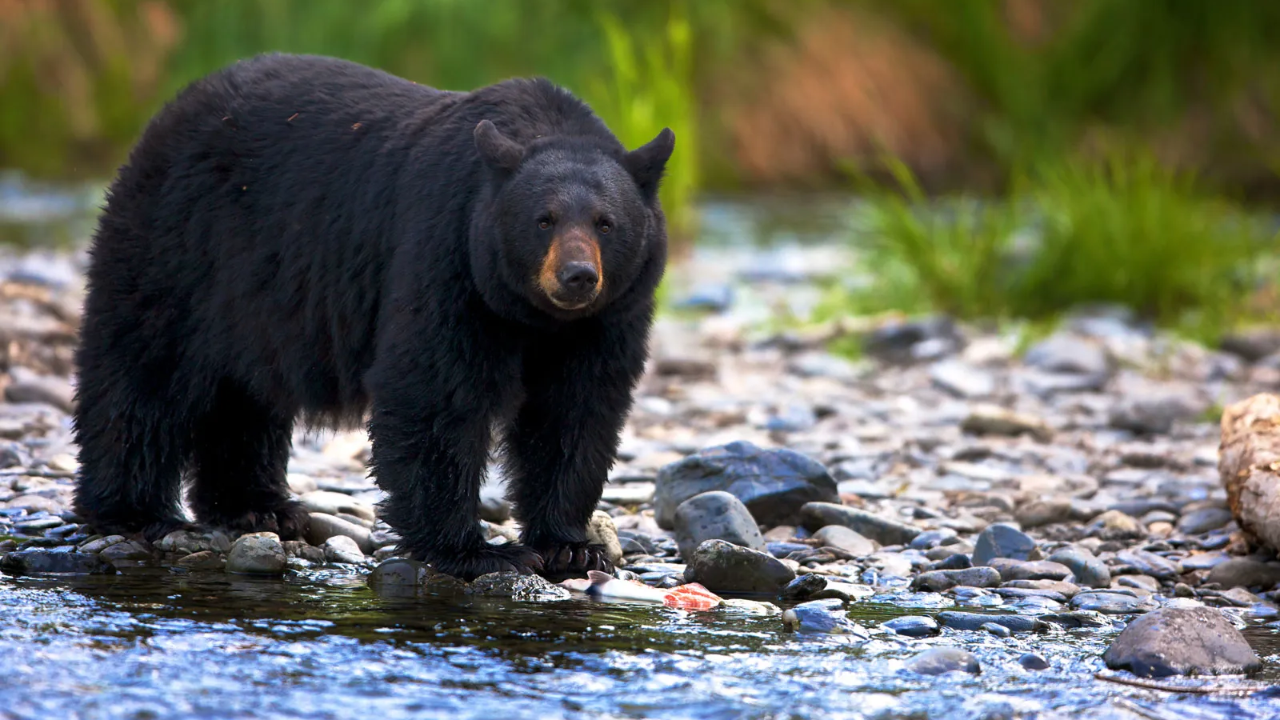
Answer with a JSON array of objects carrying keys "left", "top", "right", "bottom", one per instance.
[{"left": 202, "top": 501, "right": 311, "bottom": 541}]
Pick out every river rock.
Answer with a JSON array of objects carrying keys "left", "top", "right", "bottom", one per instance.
[
  {"left": 1115, "top": 549, "right": 1180, "bottom": 581},
  {"left": 322, "top": 535, "right": 366, "bottom": 564},
  {"left": 799, "top": 502, "right": 920, "bottom": 546},
  {"left": 1019, "top": 653, "right": 1050, "bottom": 671},
  {"left": 1071, "top": 591, "right": 1151, "bottom": 614},
  {"left": 4, "top": 367, "right": 75, "bottom": 412},
  {"left": 1108, "top": 393, "right": 1198, "bottom": 435},
  {"left": 991, "top": 559, "right": 1071, "bottom": 581},
  {"left": 1086, "top": 510, "right": 1144, "bottom": 541},
  {"left": 177, "top": 551, "right": 224, "bottom": 570},
  {"left": 1176, "top": 507, "right": 1233, "bottom": 535},
  {"left": 883, "top": 615, "right": 939, "bottom": 637},
  {"left": 1218, "top": 393, "right": 1280, "bottom": 553},
  {"left": 684, "top": 539, "right": 796, "bottom": 594},
  {"left": 468, "top": 571, "right": 570, "bottom": 601},
  {"left": 0, "top": 547, "right": 113, "bottom": 575},
  {"left": 156, "top": 529, "right": 231, "bottom": 555},
  {"left": 863, "top": 315, "right": 959, "bottom": 365},
  {"left": 673, "top": 491, "right": 766, "bottom": 560},
  {"left": 906, "top": 648, "right": 981, "bottom": 675},
  {"left": 99, "top": 540, "right": 151, "bottom": 564},
  {"left": 782, "top": 601, "right": 870, "bottom": 637},
  {"left": 960, "top": 405, "right": 1053, "bottom": 442},
  {"left": 1048, "top": 546, "right": 1111, "bottom": 588},
  {"left": 1205, "top": 558, "right": 1280, "bottom": 590},
  {"left": 226, "top": 532, "right": 287, "bottom": 575},
  {"left": 929, "top": 359, "right": 995, "bottom": 398},
  {"left": 4, "top": 495, "right": 63, "bottom": 514},
  {"left": 298, "top": 490, "right": 376, "bottom": 522},
  {"left": 654, "top": 442, "right": 838, "bottom": 529},
  {"left": 584, "top": 510, "right": 624, "bottom": 565},
  {"left": 972, "top": 523, "right": 1038, "bottom": 566},
  {"left": 809, "top": 525, "right": 875, "bottom": 557},
  {"left": 910, "top": 567, "right": 1001, "bottom": 592},
  {"left": 936, "top": 611, "right": 1048, "bottom": 633},
  {"left": 1024, "top": 334, "right": 1109, "bottom": 376},
  {"left": 1103, "top": 607, "right": 1262, "bottom": 677},
  {"left": 305, "top": 512, "right": 375, "bottom": 553}
]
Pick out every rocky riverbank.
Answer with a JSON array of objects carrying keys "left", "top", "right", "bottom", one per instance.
[{"left": 0, "top": 244, "right": 1277, "bottom": 690}]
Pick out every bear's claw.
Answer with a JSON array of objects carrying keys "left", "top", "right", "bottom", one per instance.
[
  {"left": 535, "top": 543, "right": 614, "bottom": 580},
  {"left": 202, "top": 500, "right": 311, "bottom": 541}
]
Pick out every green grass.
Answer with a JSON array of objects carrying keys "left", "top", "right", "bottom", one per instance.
[{"left": 830, "top": 151, "right": 1276, "bottom": 343}]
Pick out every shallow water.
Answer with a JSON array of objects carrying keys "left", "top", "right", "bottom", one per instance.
[{"left": 2, "top": 570, "right": 1277, "bottom": 720}]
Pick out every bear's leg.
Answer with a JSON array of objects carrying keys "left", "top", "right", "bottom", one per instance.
[
  {"left": 367, "top": 319, "right": 541, "bottom": 580},
  {"left": 505, "top": 321, "right": 649, "bottom": 579},
  {"left": 73, "top": 379, "right": 194, "bottom": 541},
  {"left": 188, "top": 381, "right": 308, "bottom": 539}
]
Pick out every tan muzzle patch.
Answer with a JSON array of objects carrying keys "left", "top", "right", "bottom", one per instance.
[{"left": 538, "top": 228, "right": 603, "bottom": 309}]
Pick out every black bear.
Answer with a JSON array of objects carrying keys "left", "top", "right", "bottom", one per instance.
[{"left": 71, "top": 53, "right": 672, "bottom": 580}]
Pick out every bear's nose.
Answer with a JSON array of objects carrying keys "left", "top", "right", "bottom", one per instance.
[{"left": 557, "top": 262, "right": 599, "bottom": 294}]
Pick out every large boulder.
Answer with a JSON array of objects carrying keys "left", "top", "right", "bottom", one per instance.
[
  {"left": 654, "top": 441, "right": 838, "bottom": 529},
  {"left": 1218, "top": 393, "right": 1280, "bottom": 553},
  {"left": 684, "top": 539, "right": 796, "bottom": 594},
  {"left": 1103, "top": 607, "right": 1261, "bottom": 677}
]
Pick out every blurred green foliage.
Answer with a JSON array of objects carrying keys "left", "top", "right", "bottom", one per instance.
[{"left": 826, "top": 150, "right": 1276, "bottom": 343}]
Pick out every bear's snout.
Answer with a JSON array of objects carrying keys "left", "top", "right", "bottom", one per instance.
[{"left": 539, "top": 228, "right": 603, "bottom": 310}]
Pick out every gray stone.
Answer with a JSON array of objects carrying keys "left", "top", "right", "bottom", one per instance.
[
  {"left": 1071, "top": 591, "right": 1151, "bottom": 614},
  {"left": 673, "top": 491, "right": 765, "bottom": 560},
  {"left": 960, "top": 405, "right": 1053, "bottom": 442},
  {"left": 929, "top": 359, "right": 995, "bottom": 398},
  {"left": 322, "top": 535, "right": 366, "bottom": 564},
  {"left": 4, "top": 368, "right": 75, "bottom": 412},
  {"left": 367, "top": 558, "right": 431, "bottom": 587},
  {"left": 910, "top": 567, "right": 1002, "bottom": 592},
  {"left": 0, "top": 548, "right": 113, "bottom": 575},
  {"left": 1086, "top": 510, "right": 1144, "bottom": 541},
  {"left": 4, "top": 495, "right": 63, "bottom": 514},
  {"left": 1048, "top": 546, "right": 1111, "bottom": 588},
  {"left": 1205, "top": 558, "right": 1280, "bottom": 590},
  {"left": 1115, "top": 549, "right": 1180, "bottom": 581},
  {"left": 981, "top": 622, "right": 1011, "bottom": 638},
  {"left": 1103, "top": 607, "right": 1261, "bottom": 677},
  {"left": 226, "top": 532, "right": 287, "bottom": 575},
  {"left": 1019, "top": 653, "right": 1050, "bottom": 671},
  {"left": 684, "top": 539, "right": 796, "bottom": 594},
  {"left": 883, "top": 615, "right": 939, "bottom": 637},
  {"left": 799, "top": 502, "right": 920, "bottom": 546},
  {"left": 304, "top": 512, "right": 375, "bottom": 554},
  {"left": 156, "top": 529, "right": 231, "bottom": 555},
  {"left": 467, "top": 571, "right": 570, "bottom": 601},
  {"left": 99, "top": 540, "right": 151, "bottom": 564},
  {"left": 812, "top": 525, "right": 877, "bottom": 557},
  {"left": 1016, "top": 498, "right": 1091, "bottom": 528},
  {"left": 1220, "top": 329, "right": 1280, "bottom": 362},
  {"left": 936, "top": 611, "right": 1048, "bottom": 633},
  {"left": 863, "top": 315, "right": 959, "bottom": 365},
  {"left": 298, "top": 490, "right": 376, "bottom": 522},
  {"left": 78, "top": 534, "right": 127, "bottom": 554},
  {"left": 972, "top": 523, "right": 1039, "bottom": 566},
  {"left": 585, "top": 510, "right": 624, "bottom": 565},
  {"left": 906, "top": 648, "right": 981, "bottom": 675},
  {"left": 991, "top": 559, "right": 1071, "bottom": 581},
  {"left": 1108, "top": 394, "right": 1199, "bottom": 435},
  {"left": 177, "top": 550, "right": 224, "bottom": 570},
  {"left": 1176, "top": 507, "right": 1234, "bottom": 535},
  {"left": 1024, "top": 334, "right": 1109, "bottom": 376},
  {"left": 782, "top": 601, "right": 870, "bottom": 637},
  {"left": 654, "top": 442, "right": 839, "bottom": 529}
]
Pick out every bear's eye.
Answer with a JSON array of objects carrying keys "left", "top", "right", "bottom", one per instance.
[
  {"left": 599, "top": 221, "right": 612, "bottom": 234},
  {"left": 537, "top": 217, "right": 552, "bottom": 230}
]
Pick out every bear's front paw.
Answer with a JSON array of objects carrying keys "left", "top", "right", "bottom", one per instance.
[
  {"left": 430, "top": 543, "right": 544, "bottom": 581},
  {"left": 203, "top": 501, "right": 311, "bottom": 540},
  {"left": 533, "top": 543, "right": 614, "bottom": 580}
]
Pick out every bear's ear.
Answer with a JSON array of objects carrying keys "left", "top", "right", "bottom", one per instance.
[
  {"left": 623, "top": 128, "right": 675, "bottom": 201},
  {"left": 474, "top": 120, "right": 525, "bottom": 173}
]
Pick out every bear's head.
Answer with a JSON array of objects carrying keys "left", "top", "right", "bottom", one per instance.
[{"left": 470, "top": 119, "right": 674, "bottom": 322}]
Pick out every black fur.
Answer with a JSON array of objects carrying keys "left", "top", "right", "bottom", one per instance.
[{"left": 71, "top": 53, "right": 672, "bottom": 580}]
